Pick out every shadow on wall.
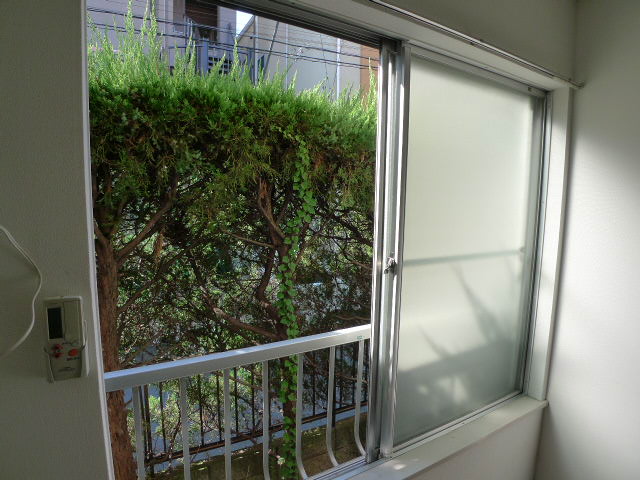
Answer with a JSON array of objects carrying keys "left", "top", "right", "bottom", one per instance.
[
  {"left": 0, "top": 232, "right": 44, "bottom": 378},
  {"left": 394, "top": 256, "right": 524, "bottom": 444}
]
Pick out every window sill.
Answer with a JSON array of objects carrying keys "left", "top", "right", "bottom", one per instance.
[{"left": 343, "top": 395, "right": 547, "bottom": 480}]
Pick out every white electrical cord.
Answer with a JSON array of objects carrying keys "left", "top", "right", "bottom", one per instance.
[{"left": 0, "top": 225, "right": 43, "bottom": 360}]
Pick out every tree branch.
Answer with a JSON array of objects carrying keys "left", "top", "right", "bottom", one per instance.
[
  {"left": 254, "top": 249, "right": 280, "bottom": 323},
  {"left": 94, "top": 220, "right": 110, "bottom": 249},
  {"left": 222, "top": 229, "right": 275, "bottom": 250},
  {"left": 208, "top": 301, "right": 280, "bottom": 341},
  {"left": 117, "top": 252, "right": 184, "bottom": 317},
  {"left": 257, "top": 178, "right": 284, "bottom": 241},
  {"left": 186, "top": 251, "right": 280, "bottom": 342},
  {"left": 116, "top": 178, "right": 178, "bottom": 262}
]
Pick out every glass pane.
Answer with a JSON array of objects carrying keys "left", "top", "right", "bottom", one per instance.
[{"left": 393, "top": 55, "right": 540, "bottom": 445}]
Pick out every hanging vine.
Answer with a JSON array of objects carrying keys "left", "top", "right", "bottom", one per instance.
[{"left": 275, "top": 134, "right": 317, "bottom": 478}]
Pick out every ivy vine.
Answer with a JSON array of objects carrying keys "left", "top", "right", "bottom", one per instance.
[{"left": 275, "top": 134, "right": 317, "bottom": 478}]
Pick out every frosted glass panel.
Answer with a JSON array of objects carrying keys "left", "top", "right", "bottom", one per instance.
[{"left": 393, "top": 56, "right": 538, "bottom": 445}]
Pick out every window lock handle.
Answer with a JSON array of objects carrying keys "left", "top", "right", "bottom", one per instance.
[{"left": 384, "top": 256, "right": 397, "bottom": 274}]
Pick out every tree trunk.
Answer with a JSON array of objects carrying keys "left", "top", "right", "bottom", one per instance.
[
  {"left": 96, "top": 241, "right": 137, "bottom": 480},
  {"left": 108, "top": 390, "right": 137, "bottom": 480}
]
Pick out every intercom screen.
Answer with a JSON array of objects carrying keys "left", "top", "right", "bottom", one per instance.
[{"left": 47, "top": 307, "right": 63, "bottom": 339}]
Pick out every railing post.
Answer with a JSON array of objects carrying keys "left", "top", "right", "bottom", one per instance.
[
  {"left": 295, "top": 354, "right": 308, "bottom": 478},
  {"left": 354, "top": 340, "right": 366, "bottom": 455},
  {"left": 159, "top": 382, "right": 167, "bottom": 453},
  {"left": 312, "top": 351, "right": 317, "bottom": 416},
  {"left": 132, "top": 386, "right": 146, "bottom": 480},
  {"left": 224, "top": 368, "right": 232, "bottom": 480},
  {"left": 216, "top": 374, "right": 222, "bottom": 443},
  {"left": 251, "top": 367, "right": 256, "bottom": 432},
  {"left": 234, "top": 368, "right": 240, "bottom": 434},
  {"left": 364, "top": 341, "right": 370, "bottom": 403},
  {"left": 338, "top": 346, "right": 344, "bottom": 408},
  {"left": 179, "top": 377, "right": 192, "bottom": 480},
  {"left": 142, "top": 385, "right": 153, "bottom": 476},
  {"left": 262, "top": 361, "right": 271, "bottom": 480},
  {"left": 197, "top": 375, "right": 205, "bottom": 447},
  {"left": 326, "top": 346, "right": 339, "bottom": 467}
]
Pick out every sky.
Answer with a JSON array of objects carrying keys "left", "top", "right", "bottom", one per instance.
[{"left": 236, "top": 11, "right": 253, "bottom": 34}]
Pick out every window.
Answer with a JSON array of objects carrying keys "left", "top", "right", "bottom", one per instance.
[{"left": 91, "top": 1, "right": 554, "bottom": 478}]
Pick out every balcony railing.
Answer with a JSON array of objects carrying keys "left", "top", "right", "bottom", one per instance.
[{"left": 104, "top": 324, "right": 371, "bottom": 480}]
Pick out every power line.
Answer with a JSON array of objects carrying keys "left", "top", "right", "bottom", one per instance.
[
  {"left": 91, "top": 22, "right": 378, "bottom": 71},
  {"left": 87, "top": 6, "right": 379, "bottom": 63}
]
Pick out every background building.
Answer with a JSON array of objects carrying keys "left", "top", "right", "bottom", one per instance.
[
  {"left": 87, "top": 0, "right": 378, "bottom": 94},
  {"left": 236, "top": 16, "right": 378, "bottom": 95}
]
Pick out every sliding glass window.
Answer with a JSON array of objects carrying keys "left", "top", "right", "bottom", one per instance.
[{"left": 392, "top": 51, "right": 545, "bottom": 447}]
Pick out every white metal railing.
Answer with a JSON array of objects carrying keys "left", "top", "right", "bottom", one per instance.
[{"left": 104, "top": 324, "right": 371, "bottom": 480}]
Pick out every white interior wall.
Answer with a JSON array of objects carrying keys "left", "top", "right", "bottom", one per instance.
[
  {"left": 535, "top": 2, "right": 640, "bottom": 478},
  {"left": 372, "top": 0, "right": 576, "bottom": 78},
  {"left": 415, "top": 410, "right": 542, "bottom": 480},
  {"left": 0, "top": 1, "right": 112, "bottom": 479}
]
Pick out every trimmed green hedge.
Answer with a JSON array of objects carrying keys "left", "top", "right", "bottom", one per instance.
[{"left": 89, "top": 12, "right": 376, "bottom": 226}]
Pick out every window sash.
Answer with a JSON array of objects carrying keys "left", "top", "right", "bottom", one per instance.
[{"left": 369, "top": 43, "right": 549, "bottom": 455}]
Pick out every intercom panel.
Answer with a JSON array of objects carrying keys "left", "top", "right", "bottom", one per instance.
[{"left": 44, "top": 297, "right": 88, "bottom": 381}]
